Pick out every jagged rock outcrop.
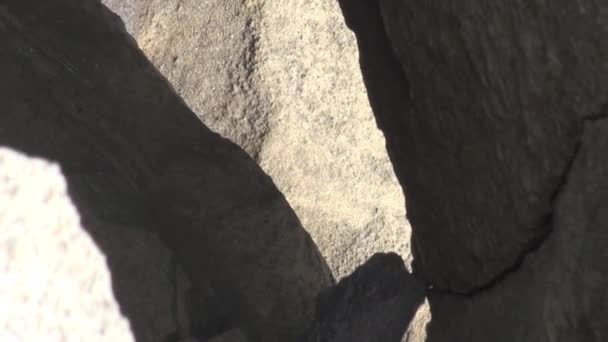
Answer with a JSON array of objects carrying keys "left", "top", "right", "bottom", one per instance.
[
  {"left": 0, "top": 1, "right": 334, "bottom": 341},
  {"left": 101, "top": 0, "right": 412, "bottom": 279},
  {"left": 305, "top": 253, "right": 425, "bottom": 342},
  {"left": 0, "top": 147, "right": 134, "bottom": 342},
  {"left": 339, "top": 0, "right": 608, "bottom": 340}
]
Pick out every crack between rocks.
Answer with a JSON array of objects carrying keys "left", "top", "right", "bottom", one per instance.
[
  {"left": 350, "top": 0, "right": 608, "bottom": 298},
  {"left": 427, "top": 101, "right": 608, "bottom": 297},
  {"left": 339, "top": 0, "right": 608, "bottom": 298}
]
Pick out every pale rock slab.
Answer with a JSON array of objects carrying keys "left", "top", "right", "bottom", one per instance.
[{"left": 0, "top": 147, "right": 134, "bottom": 342}]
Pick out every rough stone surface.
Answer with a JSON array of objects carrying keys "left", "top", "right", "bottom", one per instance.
[
  {"left": 83, "top": 217, "right": 198, "bottom": 342},
  {"left": 1, "top": 147, "right": 213, "bottom": 342},
  {"left": 425, "top": 115, "right": 608, "bottom": 342},
  {"left": 207, "top": 329, "right": 249, "bottom": 342},
  {"left": 0, "top": 147, "right": 134, "bottom": 342},
  {"left": 101, "top": 0, "right": 269, "bottom": 158},
  {"left": 306, "top": 253, "right": 425, "bottom": 342},
  {"left": 338, "top": 0, "right": 608, "bottom": 340},
  {"left": 0, "top": 1, "right": 334, "bottom": 341},
  {"left": 401, "top": 300, "right": 431, "bottom": 342},
  {"left": 101, "top": 0, "right": 412, "bottom": 280},
  {"left": 339, "top": 0, "right": 608, "bottom": 293}
]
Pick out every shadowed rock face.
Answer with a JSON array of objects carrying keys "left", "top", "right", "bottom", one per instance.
[
  {"left": 426, "top": 112, "right": 608, "bottom": 342},
  {"left": 338, "top": 0, "right": 608, "bottom": 341},
  {"left": 0, "top": 1, "right": 334, "bottom": 341},
  {"left": 4, "top": 0, "right": 607, "bottom": 340},
  {"left": 305, "top": 253, "right": 425, "bottom": 342}
]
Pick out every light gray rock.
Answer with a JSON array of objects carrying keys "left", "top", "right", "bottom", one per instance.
[
  {"left": 102, "top": 0, "right": 270, "bottom": 159},
  {"left": 101, "top": 0, "right": 412, "bottom": 280},
  {"left": 0, "top": 148, "right": 201, "bottom": 342},
  {"left": 257, "top": 0, "right": 411, "bottom": 280},
  {"left": 0, "top": 147, "right": 134, "bottom": 342},
  {"left": 401, "top": 300, "right": 431, "bottom": 342}
]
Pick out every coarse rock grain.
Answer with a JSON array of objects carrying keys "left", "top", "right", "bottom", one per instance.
[{"left": 0, "top": 147, "right": 134, "bottom": 342}]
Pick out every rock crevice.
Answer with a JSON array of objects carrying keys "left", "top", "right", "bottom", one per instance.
[{"left": 429, "top": 101, "right": 608, "bottom": 297}]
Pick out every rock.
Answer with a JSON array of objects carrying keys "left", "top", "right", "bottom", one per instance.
[
  {"left": 0, "top": 143, "right": 216, "bottom": 342},
  {"left": 0, "top": 1, "right": 334, "bottom": 341},
  {"left": 207, "top": 329, "right": 249, "bottom": 342},
  {"left": 0, "top": 147, "right": 134, "bottom": 342},
  {"left": 83, "top": 216, "right": 202, "bottom": 342},
  {"left": 102, "top": 0, "right": 269, "bottom": 158},
  {"left": 305, "top": 253, "right": 425, "bottom": 342},
  {"left": 101, "top": 0, "right": 412, "bottom": 280},
  {"left": 337, "top": 0, "right": 608, "bottom": 340},
  {"left": 339, "top": 0, "right": 608, "bottom": 293},
  {"left": 426, "top": 114, "right": 608, "bottom": 341},
  {"left": 401, "top": 300, "right": 431, "bottom": 342}
]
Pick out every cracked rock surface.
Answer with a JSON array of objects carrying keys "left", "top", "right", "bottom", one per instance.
[
  {"left": 426, "top": 112, "right": 608, "bottom": 342},
  {"left": 342, "top": 0, "right": 608, "bottom": 293}
]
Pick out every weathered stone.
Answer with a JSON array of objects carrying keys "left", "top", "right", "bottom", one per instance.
[
  {"left": 338, "top": 0, "right": 608, "bottom": 340},
  {"left": 401, "top": 300, "right": 431, "bottom": 342},
  {"left": 425, "top": 114, "right": 608, "bottom": 342},
  {"left": 0, "top": 1, "right": 334, "bottom": 341},
  {"left": 102, "top": 0, "right": 412, "bottom": 280},
  {"left": 0, "top": 147, "right": 133, "bottom": 342},
  {"left": 306, "top": 253, "right": 425, "bottom": 342},
  {"left": 102, "top": 0, "right": 269, "bottom": 159},
  {"left": 83, "top": 217, "right": 199, "bottom": 342},
  {"left": 339, "top": 0, "right": 608, "bottom": 293},
  {"left": 207, "top": 329, "right": 249, "bottom": 342}
]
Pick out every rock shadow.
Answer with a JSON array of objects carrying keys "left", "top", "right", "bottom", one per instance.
[{"left": 0, "top": 1, "right": 334, "bottom": 341}]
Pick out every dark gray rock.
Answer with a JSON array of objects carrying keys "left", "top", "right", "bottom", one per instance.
[
  {"left": 339, "top": 0, "right": 608, "bottom": 294},
  {"left": 338, "top": 0, "right": 608, "bottom": 340},
  {"left": 206, "top": 328, "right": 249, "bottom": 342},
  {"left": 100, "top": 0, "right": 413, "bottom": 282},
  {"left": 306, "top": 253, "right": 425, "bottom": 342},
  {"left": 0, "top": 1, "right": 334, "bottom": 341},
  {"left": 425, "top": 113, "right": 608, "bottom": 342}
]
